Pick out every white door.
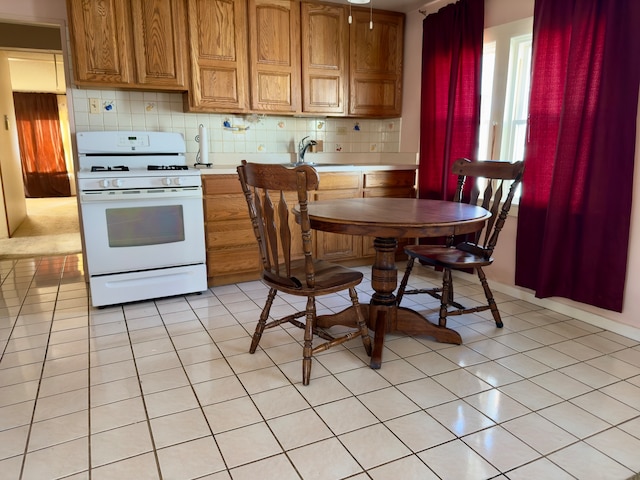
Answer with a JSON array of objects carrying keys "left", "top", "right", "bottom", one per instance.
[{"left": 0, "top": 51, "right": 27, "bottom": 238}]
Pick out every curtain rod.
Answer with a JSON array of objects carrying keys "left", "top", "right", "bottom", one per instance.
[{"left": 419, "top": 0, "right": 454, "bottom": 16}]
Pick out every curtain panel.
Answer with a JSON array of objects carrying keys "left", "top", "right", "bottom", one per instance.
[
  {"left": 418, "top": 0, "right": 484, "bottom": 201},
  {"left": 515, "top": 0, "right": 640, "bottom": 312},
  {"left": 13, "top": 92, "right": 70, "bottom": 198}
]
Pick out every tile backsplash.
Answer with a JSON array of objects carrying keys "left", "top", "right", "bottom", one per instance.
[{"left": 71, "top": 88, "right": 401, "bottom": 164}]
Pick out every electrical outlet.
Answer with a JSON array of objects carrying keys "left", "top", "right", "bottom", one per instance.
[
  {"left": 336, "top": 126, "right": 347, "bottom": 135},
  {"left": 89, "top": 98, "right": 100, "bottom": 114}
]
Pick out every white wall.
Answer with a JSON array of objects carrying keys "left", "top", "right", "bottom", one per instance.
[
  {"left": 404, "top": 0, "right": 640, "bottom": 340},
  {"left": 9, "top": 52, "right": 66, "bottom": 94},
  {"left": 0, "top": 0, "right": 66, "bottom": 20}
]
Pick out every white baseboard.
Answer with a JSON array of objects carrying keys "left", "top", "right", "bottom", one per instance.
[{"left": 488, "top": 278, "right": 640, "bottom": 342}]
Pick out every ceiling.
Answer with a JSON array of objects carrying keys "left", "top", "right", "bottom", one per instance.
[{"left": 323, "top": 0, "right": 439, "bottom": 14}]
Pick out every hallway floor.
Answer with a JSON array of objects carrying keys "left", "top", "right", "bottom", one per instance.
[{"left": 1, "top": 255, "right": 639, "bottom": 479}]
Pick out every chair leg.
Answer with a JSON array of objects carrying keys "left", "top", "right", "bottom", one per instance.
[
  {"left": 302, "top": 296, "right": 315, "bottom": 386},
  {"left": 477, "top": 267, "right": 503, "bottom": 328},
  {"left": 349, "top": 287, "right": 372, "bottom": 356},
  {"left": 250, "top": 288, "right": 276, "bottom": 353},
  {"left": 396, "top": 256, "right": 416, "bottom": 305},
  {"left": 438, "top": 269, "right": 452, "bottom": 327}
]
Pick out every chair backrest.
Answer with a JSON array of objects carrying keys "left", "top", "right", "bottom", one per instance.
[
  {"left": 237, "top": 160, "right": 320, "bottom": 288},
  {"left": 451, "top": 158, "right": 524, "bottom": 258}
]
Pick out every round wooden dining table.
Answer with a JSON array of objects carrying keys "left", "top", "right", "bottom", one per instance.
[{"left": 305, "top": 197, "right": 491, "bottom": 369}]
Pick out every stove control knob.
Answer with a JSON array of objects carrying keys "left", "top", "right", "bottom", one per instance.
[
  {"left": 163, "top": 177, "right": 172, "bottom": 186},
  {"left": 113, "top": 179, "right": 123, "bottom": 187},
  {"left": 174, "top": 177, "right": 183, "bottom": 186},
  {"left": 100, "top": 179, "right": 109, "bottom": 188}
]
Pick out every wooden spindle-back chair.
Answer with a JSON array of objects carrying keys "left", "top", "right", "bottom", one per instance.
[
  {"left": 397, "top": 158, "right": 525, "bottom": 329},
  {"left": 237, "top": 161, "right": 371, "bottom": 385}
]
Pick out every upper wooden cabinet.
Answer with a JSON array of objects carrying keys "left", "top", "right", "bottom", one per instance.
[
  {"left": 248, "top": 0, "right": 302, "bottom": 113},
  {"left": 184, "top": 0, "right": 249, "bottom": 112},
  {"left": 301, "top": 2, "right": 348, "bottom": 115},
  {"left": 349, "top": 8, "right": 404, "bottom": 117},
  {"left": 67, "top": 0, "right": 187, "bottom": 90},
  {"left": 67, "top": 0, "right": 403, "bottom": 117},
  {"left": 301, "top": 3, "right": 404, "bottom": 117}
]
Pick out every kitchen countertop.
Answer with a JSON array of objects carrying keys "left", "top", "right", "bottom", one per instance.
[
  {"left": 193, "top": 152, "right": 419, "bottom": 175},
  {"left": 197, "top": 163, "right": 418, "bottom": 175}
]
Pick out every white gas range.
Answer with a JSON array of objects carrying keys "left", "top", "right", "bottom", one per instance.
[{"left": 76, "top": 131, "right": 207, "bottom": 307}]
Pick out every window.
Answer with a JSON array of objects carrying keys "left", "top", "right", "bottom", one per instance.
[{"left": 478, "top": 17, "right": 532, "bottom": 203}]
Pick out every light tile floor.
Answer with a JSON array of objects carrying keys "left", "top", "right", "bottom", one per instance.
[{"left": 1, "top": 254, "right": 640, "bottom": 480}]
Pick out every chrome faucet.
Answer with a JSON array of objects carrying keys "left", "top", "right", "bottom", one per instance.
[{"left": 297, "top": 136, "right": 317, "bottom": 164}]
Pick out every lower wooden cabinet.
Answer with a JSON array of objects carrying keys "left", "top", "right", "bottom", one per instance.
[
  {"left": 313, "top": 172, "right": 362, "bottom": 261},
  {"left": 202, "top": 175, "right": 260, "bottom": 286},
  {"left": 202, "top": 168, "right": 416, "bottom": 286}
]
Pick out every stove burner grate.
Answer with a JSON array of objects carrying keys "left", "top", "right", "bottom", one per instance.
[
  {"left": 147, "top": 165, "right": 189, "bottom": 171},
  {"left": 91, "top": 165, "right": 129, "bottom": 172}
]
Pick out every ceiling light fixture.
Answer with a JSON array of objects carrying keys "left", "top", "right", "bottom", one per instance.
[{"left": 347, "top": 0, "right": 373, "bottom": 29}]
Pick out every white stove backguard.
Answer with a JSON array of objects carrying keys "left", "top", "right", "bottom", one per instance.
[{"left": 76, "top": 131, "right": 186, "bottom": 156}]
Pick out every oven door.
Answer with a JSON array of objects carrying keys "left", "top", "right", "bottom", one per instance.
[{"left": 80, "top": 187, "right": 205, "bottom": 276}]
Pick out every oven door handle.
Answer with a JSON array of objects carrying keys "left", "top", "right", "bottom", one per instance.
[{"left": 80, "top": 188, "right": 202, "bottom": 202}]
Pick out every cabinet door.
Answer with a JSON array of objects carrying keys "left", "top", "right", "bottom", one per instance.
[
  {"left": 313, "top": 171, "right": 362, "bottom": 261},
  {"left": 349, "top": 9, "right": 404, "bottom": 117},
  {"left": 314, "top": 190, "right": 362, "bottom": 261},
  {"left": 361, "top": 170, "right": 416, "bottom": 256},
  {"left": 130, "top": 0, "right": 187, "bottom": 89},
  {"left": 301, "top": 2, "right": 348, "bottom": 115},
  {"left": 248, "top": 0, "right": 301, "bottom": 113},
  {"left": 185, "top": 0, "right": 250, "bottom": 112},
  {"left": 67, "top": 0, "right": 133, "bottom": 86}
]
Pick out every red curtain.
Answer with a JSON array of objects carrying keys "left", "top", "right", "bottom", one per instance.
[
  {"left": 13, "top": 92, "right": 71, "bottom": 198},
  {"left": 419, "top": 0, "right": 484, "bottom": 201},
  {"left": 515, "top": 0, "right": 640, "bottom": 312}
]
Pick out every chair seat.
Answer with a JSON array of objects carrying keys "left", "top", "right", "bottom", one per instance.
[
  {"left": 404, "top": 245, "right": 494, "bottom": 269},
  {"left": 262, "top": 259, "right": 363, "bottom": 295}
]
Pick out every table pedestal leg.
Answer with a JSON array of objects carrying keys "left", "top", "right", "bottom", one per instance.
[
  {"left": 365, "top": 237, "right": 463, "bottom": 369},
  {"left": 368, "top": 237, "right": 398, "bottom": 369}
]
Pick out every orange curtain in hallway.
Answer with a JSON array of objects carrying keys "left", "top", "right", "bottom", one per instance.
[{"left": 13, "top": 92, "right": 71, "bottom": 198}]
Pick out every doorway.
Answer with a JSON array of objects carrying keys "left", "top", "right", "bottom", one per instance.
[{"left": 0, "top": 21, "right": 78, "bottom": 252}]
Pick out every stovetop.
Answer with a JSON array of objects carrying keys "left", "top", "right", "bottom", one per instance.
[{"left": 76, "top": 131, "right": 203, "bottom": 190}]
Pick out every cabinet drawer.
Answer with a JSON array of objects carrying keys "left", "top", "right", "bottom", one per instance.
[
  {"left": 318, "top": 172, "right": 361, "bottom": 190},
  {"left": 206, "top": 220, "right": 254, "bottom": 249},
  {"left": 363, "top": 170, "right": 415, "bottom": 188},
  {"left": 204, "top": 196, "right": 250, "bottom": 221},
  {"left": 207, "top": 246, "right": 261, "bottom": 275},
  {"left": 203, "top": 175, "right": 242, "bottom": 194},
  {"left": 363, "top": 187, "right": 415, "bottom": 198}
]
